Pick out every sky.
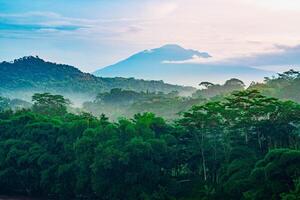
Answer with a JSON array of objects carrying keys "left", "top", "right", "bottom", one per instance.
[{"left": 1, "top": 0, "right": 300, "bottom": 72}]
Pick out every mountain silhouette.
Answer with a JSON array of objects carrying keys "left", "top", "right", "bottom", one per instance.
[{"left": 94, "top": 44, "right": 272, "bottom": 86}]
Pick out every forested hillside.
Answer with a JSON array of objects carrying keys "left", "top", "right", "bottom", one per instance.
[
  {"left": 0, "top": 91, "right": 299, "bottom": 199},
  {"left": 94, "top": 44, "right": 271, "bottom": 86},
  {"left": 0, "top": 56, "right": 195, "bottom": 100}
]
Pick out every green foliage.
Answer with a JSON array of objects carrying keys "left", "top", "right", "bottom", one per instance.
[
  {"left": 193, "top": 78, "right": 245, "bottom": 99},
  {"left": 244, "top": 149, "right": 300, "bottom": 200},
  {"left": 281, "top": 178, "right": 300, "bottom": 200},
  {"left": 0, "top": 90, "right": 299, "bottom": 199},
  {"left": 32, "top": 93, "right": 70, "bottom": 116},
  {"left": 250, "top": 69, "right": 300, "bottom": 102}
]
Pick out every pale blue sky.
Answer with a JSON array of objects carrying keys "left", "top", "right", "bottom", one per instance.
[{"left": 1, "top": 0, "right": 300, "bottom": 72}]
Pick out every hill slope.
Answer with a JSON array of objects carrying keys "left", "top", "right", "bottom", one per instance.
[
  {"left": 94, "top": 44, "right": 273, "bottom": 86},
  {"left": 0, "top": 56, "right": 195, "bottom": 101}
]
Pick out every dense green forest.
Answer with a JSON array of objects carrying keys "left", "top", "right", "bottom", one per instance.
[{"left": 0, "top": 87, "right": 300, "bottom": 199}]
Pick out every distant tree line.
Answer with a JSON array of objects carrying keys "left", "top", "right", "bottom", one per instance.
[
  {"left": 82, "top": 78, "right": 246, "bottom": 121},
  {"left": 250, "top": 69, "right": 300, "bottom": 102}
]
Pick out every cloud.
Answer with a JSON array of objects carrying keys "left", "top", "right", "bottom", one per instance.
[
  {"left": 127, "top": 25, "right": 143, "bottom": 33},
  {"left": 2, "top": 0, "right": 300, "bottom": 73},
  {"left": 162, "top": 43, "right": 300, "bottom": 73},
  {"left": 162, "top": 55, "right": 211, "bottom": 64},
  {"left": 146, "top": 2, "right": 178, "bottom": 17},
  {"left": 0, "top": 12, "right": 88, "bottom": 35},
  {"left": 226, "top": 44, "right": 300, "bottom": 67},
  {"left": 0, "top": 11, "right": 146, "bottom": 40},
  {"left": 168, "top": 43, "right": 300, "bottom": 73},
  {"left": 242, "top": 0, "right": 300, "bottom": 11}
]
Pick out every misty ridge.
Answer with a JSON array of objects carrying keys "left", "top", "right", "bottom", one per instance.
[
  {"left": 1, "top": 54, "right": 300, "bottom": 121},
  {"left": 0, "top": 55, "right": 194, "bottom": 106}
]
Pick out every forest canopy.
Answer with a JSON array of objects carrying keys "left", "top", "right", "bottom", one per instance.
[{"left": 0, "top": 89, "right": 299, "bottom": 199}]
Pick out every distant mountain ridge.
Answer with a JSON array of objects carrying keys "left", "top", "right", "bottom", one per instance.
[
  {"left": 94, "top": 44, "right": 273, "bottom": 86},
  {"left": 137, "top": 44, "right": 211, "bottom": 61},
  {"left": 0, "top": 56, "right": 195, "bottom": 101}
]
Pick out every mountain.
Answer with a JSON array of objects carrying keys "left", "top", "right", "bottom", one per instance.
[
  {"left": 94, "top": 44, "right": 273, "bottom": 86},
  {"left": 0, "top": 56, "right": 195, "bottom": 102}
]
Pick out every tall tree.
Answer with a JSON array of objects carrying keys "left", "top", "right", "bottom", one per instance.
[{"left": 32, "top": 93, "right": 70, "bottom": 116}]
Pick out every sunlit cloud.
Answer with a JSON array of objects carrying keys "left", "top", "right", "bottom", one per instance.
[
  {"left": 1, "top": 0, "right": 300, "bottom": 72},
  {"left": 242, "top": 0, "right": 300, "bottom": 11}
]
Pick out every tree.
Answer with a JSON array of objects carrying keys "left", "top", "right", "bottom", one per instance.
[
  {"left": 32, "top": 93, "right": 70, "bottom": 116},
  {"left": 244, "top": 149, "right": 300, "bottom": 200},
  {"left": 199, "top": 82, "right": 214, "bottom": 89},
  {"left": 223, "top": 90, "right": 300, "bottom": 151},
  {"left": 0, "top": 87, "right": 300, "bottom": 200},
  {"left": 281, "top": 179, "right": 300, "bottom": 200},
  {"left": 277, "top": 69, "right": 300, "bottom": 80},
  {"left": 194, "top": 79, "right": 244, "bottom": 99},
  {"left": 224, "top": 78, "right": 245, "bottom": 87},
  {"left": 179, "top": 101, "right": 226, "bottom": 183}
]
